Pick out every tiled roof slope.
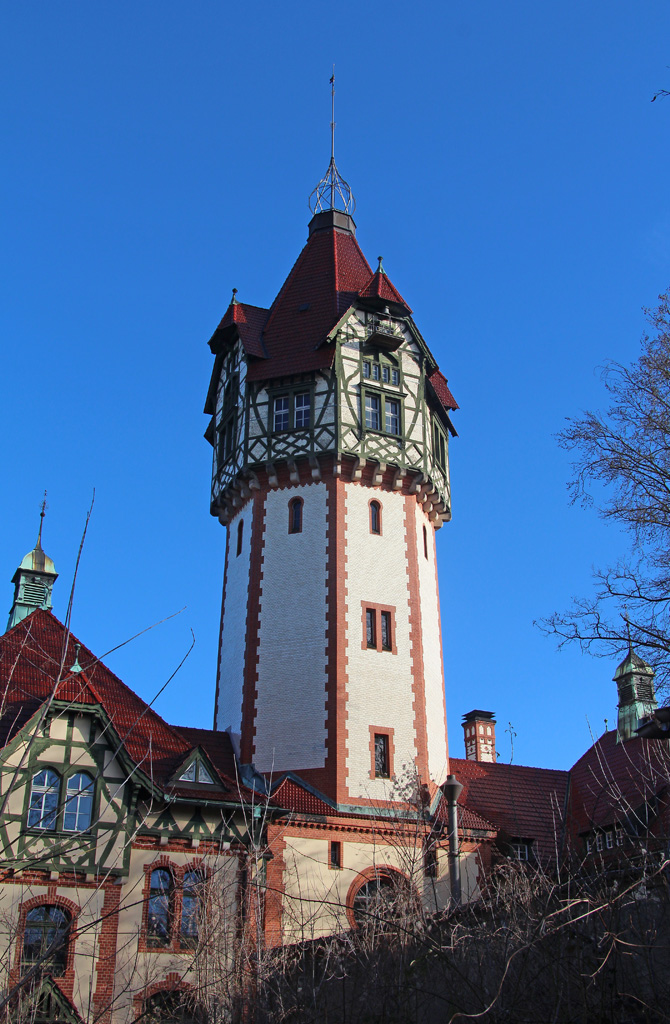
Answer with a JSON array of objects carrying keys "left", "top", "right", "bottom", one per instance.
[
  {"left": 0, "top": 610, "right": 235, "bottom": 796},
  {"left": 271, "top": 777, "right": 334, "bottom": 816},
  {"left": 358, "top": 266, "right": 412, "bottom": 313},
  {"left": 212, "top": 301, "right": 269, "bottom": 359},
  {"left": 246, "top": 224, "right": 373, "bottom": 382},
  {"left": 450, "top": 757, "right": 570, "bottom": 862},
  {"left": 568, "top": 730, "right": 670, "bottom": 835},
  {"left": 428, "top": 369, "right": 459, "bottom": 412}
]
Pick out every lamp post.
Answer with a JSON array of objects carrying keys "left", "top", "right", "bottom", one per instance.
[{"left": 443, "top": 774, "right": 463, "bottom": 906}]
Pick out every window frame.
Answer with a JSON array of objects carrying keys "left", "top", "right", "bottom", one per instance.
[
  {"left": 361, "top": 603, "right": 397, "bottom": 654},
  {"left": 329, "top": 840, "right": 342, "bottom": 870},
  {"left": 269, "top": 385, "right": 314, "bottom": 434},
  {"left": 368, "top": 726, "right": 395, "bottom": 780},
  {"left": 236, "top": 519, "right": 244, "bottom": 557},
  {"left": 27, "top": 768, "right": 61, "bottom": 831},
  {"left": 216, "top": 371, "right": 239, "bottom": 470},
  {"left": 361, "top": 384, "right": 404, "bottom": 438},
  {"left": 433, "top": 418, "right": 448, "bottom": 472},
  {"left": 21, "top": 904, "right": 72, "bottom": 978},
  {"left": 288, "top": 497, "right": 304, "bottom": 534},
  {"left": 369, "top": 499, "right": 382, "bottom": 535},
  {"left": 141, "top": 860, "right": 207, "bottom": 953},
  {"left": 62, "top": 771, "right": 95, "bottom": 833}
]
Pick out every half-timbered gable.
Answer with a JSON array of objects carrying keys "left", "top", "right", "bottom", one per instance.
[{"left": 0, "top": 608, "right": 255, "bottom": 1024}]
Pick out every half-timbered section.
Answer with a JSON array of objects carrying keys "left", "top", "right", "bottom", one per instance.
[
  {"left": 206, "top": 194, "right": 459, "bottom": 815},
  {"left": 0, "top": 607, "right": 256, "bottom": 1024}
]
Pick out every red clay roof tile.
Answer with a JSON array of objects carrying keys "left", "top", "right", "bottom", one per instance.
[
  {"left": 245, "top": 224, "right": 373, "bottom": 382},
  {"left": 449, "top": 756, "right": 570, "bottom": 861},
  {"left": 358, "top": 266, "right": 412, "bottom": 313},
  {"left": 429, "top": 369, "right": 459, "bottom": 411}
]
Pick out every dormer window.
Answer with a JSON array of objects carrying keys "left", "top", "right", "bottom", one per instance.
[{"left": 179, "top": 760, "right": 215, "bottom": 785}]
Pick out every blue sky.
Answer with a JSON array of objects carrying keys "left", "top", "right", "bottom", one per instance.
[{"left": 3, "top": 2, "right": 670, "bottom": 771}]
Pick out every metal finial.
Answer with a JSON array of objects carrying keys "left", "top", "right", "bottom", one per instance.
[
  {"left": 377, "top": 256, "right": 384, "bottom": 273},
  {"left": 623, "top": 610, "right": 632, "bottom": 650},
  {"left": 36, "top": 490, "right": 48, "bottom": 548},
  {"left": 70, "top": 644, "right": 83, "bottom": 674},
  {"left": 231, "top": 287, "right": 238, "bottom": 304},
  {"left": 604, "top": 718, "right": 609, "bottom": 732},
  {"left": 308, "top": 69, "right": 356, "bottom": 216}
]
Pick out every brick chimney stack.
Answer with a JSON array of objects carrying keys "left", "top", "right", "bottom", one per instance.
[{"left": 462, "top": 710, "right": 496, "bottom": 762}]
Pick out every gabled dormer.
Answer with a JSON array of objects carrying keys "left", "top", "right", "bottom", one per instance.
[{"left": 169, "top": 747, "right": 222, "bottom": 790}]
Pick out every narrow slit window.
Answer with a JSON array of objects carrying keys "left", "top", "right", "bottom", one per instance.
[
  {"left": 366, "top": 609, "right": 376, "bottom": 649},
  {"left": 374, "top": 734, "right": 390, "bottom": 778},
  {"left": 380, "top": 611, "right": 392, "bottom": 651},
  {"left": 289, "top": 498, "right": 303, "bottom": 534},
  {"left": 370, "top": 501, "right": 381, "bottom": 535},
  {"left": 330, "top": 841, "right": 342, "bottom": 869},
  {"left": 236, "top": 520, "right": 244, "bottom": 557},
  {"left": 423, "top": 525, "right": 428, "bottom": 559}
]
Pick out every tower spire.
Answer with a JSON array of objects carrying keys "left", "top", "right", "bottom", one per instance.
[
  {"left": 309, "top": 68, "right": 355, "bottom": 216},
  {"left": 7, "top": 494, "right": 58, "bottom": 629}
]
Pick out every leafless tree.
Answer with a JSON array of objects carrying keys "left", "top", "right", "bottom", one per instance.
[{"left": 538, "top": 290, "right": 670, "bottom": 694}]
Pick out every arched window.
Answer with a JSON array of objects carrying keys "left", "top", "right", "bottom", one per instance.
[
  {"left": 142, "top": 992, "right": 203, "bottom": 1024},
  {"left": 423, "top": 524, "right": 428, "bottom": 559},
  {"left": 63, "top": 772, "right": 94, "bottom": 832},
  {"left": 28, "top": 769, "right": 60, "bottom": 830},
  {"left": 289, "top": 497, "right": 303, "bottom": 534},
  {"left": 181, "top": 870, "right": 202, "bottom": 947},
  {"left": 236, "top": 519, "right": 243, "bottom": 557},
  {"left": 22, "top": 906, "right": 71, "bottom": 976},
  {"left": 147, "top": 869, "right": 173, "bottom": 947},
  {"left": 351, "top": 871, "right": 411, "bottom": 932},
  {"left": 370, "top": 500, "right": 381, "bottom": 535}
]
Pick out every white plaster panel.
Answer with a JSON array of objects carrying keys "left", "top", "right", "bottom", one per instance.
[
  {"left": 254, "top": 483, "right": 328, "bottom": 773},
  {"left": 414, "top": 503, "right": 449, "bottom": 783},
  {"left": 216, "top": 506, "right": 252, "bottom": 742},
  {"left": 343, "top": 486, "right": 418, "bottom": 799}
]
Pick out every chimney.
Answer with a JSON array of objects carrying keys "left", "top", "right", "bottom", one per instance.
[{"left": 462, "top": 710, "right": 496, "bottom": 762}]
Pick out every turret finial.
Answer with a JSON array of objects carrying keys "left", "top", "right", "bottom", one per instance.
[
  {"left": 377, "top": 256, "right": 385, "bottom": 274},
  {"left": 36, "top": 490, "right": 48, "bottom": 549},
  {"left": 308, "top": 69, "right": 356, "bottom": 216},
  {"left": 231, "top": 287, "right": 238, "bottom": 305}
]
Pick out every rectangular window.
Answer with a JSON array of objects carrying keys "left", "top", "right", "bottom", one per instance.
[
  {"left": 362, "top": 604, "right": 396, "bottom": 654},
  {"left": 596, "top": 833, "right": 603, "bottom": 852},
  {"left": 391, "top": 368, "right": 400, "bottom": 385},
  {"left": 329, "top": 841, "right": 342, "bottom": 869},
  {"left": 374, "top": 734, "right": 390, "bottom": 778},
  {"left": 382, "top": 365, "right": 389, "bottom": 383},
  {"left": 365, "top": 393, "right": 381, "bottom": 430},
  {"left": 605, "top": 831, "right": 614, "bottom": 849},
  {"left": 295, "top": 392, "right": 310, "bottom": 428},
  {"left": 385, "top": 398, "right": 400, "bottom": 435},
  {"left": 380, "top": 611, "right": 392, "bottom": 651},
  {"left": 616, "top": 828, "right": 624, "bottom": 847},
  {"left": 371, "top": 363, "right": 380, "bottom": 381},
  {"left": 363, "top": 360, "right": 371, "bottom": 378},
  {"left": 366, "top": 609, "right": 376, "bottom": 648},
  {"left": 585, "top": 837, "right": 592, "bottom": 854},
  {"left": 434, "top": 422, "right": 447, "bottom": 470},
  {"left": 273, "top": 396, "right": 289, "bottom": 431},
  {"left": 511, "top": 842, "right": 529, "bottom": 861}
]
